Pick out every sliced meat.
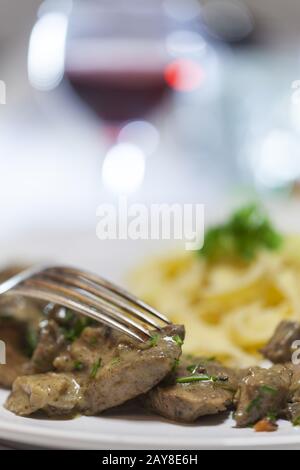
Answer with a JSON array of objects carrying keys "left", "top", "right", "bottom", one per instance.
[
  {"left": 234, "top": 365, "right": 292, "bottom": 427},
  {"left": 280, "top": 364, "right": 300, "bottom": 425},
  {"left": 25, "top": 305, "right": 96, "bottom": 374},
  {"left": 287, "top": 364, "right": 300, "bottom": 402},
  {"left": 6, "top": 373, "right": 82, "bottom": 416},
  {"left": 261, "top": 321, "right": 300, "bottom": 364},
  {"left": 6, "top": 324, "right": 184, "bottom": 417},
  {"left": 53, "top": 324, "right": 108, "bottom": 372},
  {"left": 144, "top": 356, "right": 241, "bottom": 422},
  {"left": 0, "top": 266, "right": 46, "bottom": 387},
  {"left": 283, "top": 402, "right": 300, "bottom": 426},
  {"left": 27, "top": 320, "right": 66, "bottom": 373},
  {"left": 0, "top": 318, "right": 29, "bottom": 388}
]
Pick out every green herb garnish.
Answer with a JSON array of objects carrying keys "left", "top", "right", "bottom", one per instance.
[
  {"left": 62, "top": 316, "right": 93, "bottom": 342},
  {"left": 63, "top": 309, "right": 76, "bottom": 324},
  {"left": 186, "top": 358, "right": 216, "bottom": 374},
  {"left": 172, "top": 335, "right": 184, "bottom": 347},
  {"left": 186, "top": 364, "right": 199, "bottom": 374},
  {"left": 90, "top": 358, "right": 102, "bottom": 379},
  {"left": 266, "top": 411, "right": 277, "bottom": 423},
  {"left": 172, "top": 358, "right": 180, "bottom": 372},
  {"left": 200, "top": 204, "right": 283, "bottom": 262},
  {"left": 246, "top": 396, "right": 262, "bottom": 414},
  {"left": 149, "top": 334, "right": 159, "bottom": 347},
  {"left": 111, "top": 357, "right": 121, "bottom": 366},
  {"left": 260, "top": 385, "right": 278, "bottom": 396},
  {"left": 25, "top": 327, "right": 38, "bottom": 357},
  {"left": 73, "top": 361, "right": 84, "bottom": 371},
  {"left": 293, "top": 416, "right": 300, "bottom": 427},
  {"left": 245, "top": 386, "right": 278, "bottom": 415},
  {"left": 176, "top": 374, "right": 218, "bottom": 384}
]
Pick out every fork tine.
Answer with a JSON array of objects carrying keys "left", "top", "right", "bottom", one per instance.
[
  {"left": 9, "top": 284, "right": 147, "bottom": 343},
  {"left": 0, "top": 264, "right": 49, "bottom": 295},
  {"left": 46, "top": 266, "right": 171, "bottom": 325},
  {"left": 25, "top": 277, "right": 152, "bottom": 339},
  {"left": 41, "top": 271, "right": 162, "bottom": 331}
]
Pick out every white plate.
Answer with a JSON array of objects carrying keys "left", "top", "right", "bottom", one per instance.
[
  {"left": 1, "top": 388, "right": 300, "bottom": 450},
  {"left": 1, "top": 228, "right": 300, "bottom": 449}
]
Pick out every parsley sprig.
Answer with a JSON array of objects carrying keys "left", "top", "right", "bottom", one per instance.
[
  {"left": 172, "top": 335, "right": 184, "bottom": 347},
  {"left": 176, "top": 374, "right": 228, "bottom": 384},
  {"left": 73, "top": 360, "right": 84, "bottom": 371},
  {"left": 25, "top": 326, "right": 38, "bottom": 357},
  {"left": 246, "top": 385, "right": 278, "bottom": 414},
  {"left": 90, "top": 358, "right": 102, "bottom": 379},
  {"left": 61, "top": 314, "right": 94, "bottom": 343},
  {"left": 149, "top": 334, "right": 159, "bottom": 347},
  {"left": 200, "top": 204, "right": 283, "bottom": 262}
]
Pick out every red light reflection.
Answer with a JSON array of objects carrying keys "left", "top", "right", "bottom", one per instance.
[{"left": 164, "top": 58, "right": 204, "bottom": 92}]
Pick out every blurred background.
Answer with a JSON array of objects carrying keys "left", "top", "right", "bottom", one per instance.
[{"left": 1, "top": 0, "right": 300, "bottom": 268}]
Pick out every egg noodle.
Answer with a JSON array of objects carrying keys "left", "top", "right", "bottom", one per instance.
[{"left": 129, "top": 236, "right": 300, "bottom": 367}]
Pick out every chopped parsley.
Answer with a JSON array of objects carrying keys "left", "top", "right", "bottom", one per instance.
[
  {"left": 260, "top": 385, "right": 278, "bottom": 396},
  {"left": 176, "top": 374, "right": 219, "bottom": 384},
  {"left": 293, "top": 416, "right": 300, "bottom": 427},
  {"left": 200, "top": 204, "right": 283, "bottom": 262},
  {"left": 25, "top": 326, "right": 38, "bottom": 357},
  {"left": 172, "top": 358, "right": 180, "bottom": 372},
  {"left": 63, "top": 309, "right": 76, "bottom": 324},
  {"left": 246, "top": 386, "right": 278, "bottom": 414},
  {"left": 186, "top": 364, "right": 200, "bottom": 375},
  {"left": 62, "top": 316, "right": 93, "bottom": 342},
  {"left": 111, "top": 357, "right": 121, "bottom": 366},
  {"left": 266, "top": 411, "right": 277, "bottom": 423},
  {"left": 246, "top": 396, "right": 262, "bottom": 414},
  {"left": 172, "top": 335, "right": 184, "bottom": 347},
  {"left": 149, "top": 334, "right": 159, "bottom": 347},
  {"left": 186, "top": 358, "right": 217, "bottom": 375},
  {"left": 90, "top": 358, "right": 102, "bottom": 379},
  {"left": 73, "top": 361, "right": 84, "bottom": 371}
]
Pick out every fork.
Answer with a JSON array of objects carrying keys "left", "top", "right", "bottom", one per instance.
[{"left": 0, "top": 265, "right": 170, "bottom": 342}]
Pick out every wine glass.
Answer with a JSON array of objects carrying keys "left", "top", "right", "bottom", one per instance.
[{"left": 28, "top": 0, "right": 212, "bottom": 196}]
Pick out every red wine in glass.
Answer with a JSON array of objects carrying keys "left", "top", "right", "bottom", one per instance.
[{"left": 65, "top": 39, "right": 172, "bottom": 124}]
